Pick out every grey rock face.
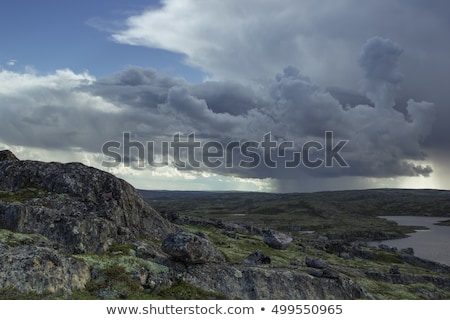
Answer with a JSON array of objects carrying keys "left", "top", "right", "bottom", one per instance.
[
  {"left": 262, "top": 229, "right": 293, "bottom": 250},
  {"left": 0, "top": 152, "right": 174, "bottom": 253},
  {"left": 305, "top": 256, "right": 328, "bottom": 269},
  {"left": 186, "top": 264, "right": 367, "bottom": 299},
  {"left": 0, "top": 241, "right": 90, "bottom": 294},
  {"left": 0, "top": 150, "right": 19, "bottom": 162},
  {"left": 162, "top": 232, "right": 225, "bottom": 264},
  {"left": 0, "top": 150, "right": 373, "bottom": 299}
]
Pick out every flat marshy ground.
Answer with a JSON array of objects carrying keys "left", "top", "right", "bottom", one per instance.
[{"left": 143, "top": 188, "right": 450, "bottom": 240}]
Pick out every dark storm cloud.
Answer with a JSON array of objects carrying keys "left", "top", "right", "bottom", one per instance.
[
  {"left": 88, "top": 67, "right": 184, "bottom": 109},
  {"left": 189, "top": 81, "right": 259, "bottom": 116},
  {"left": 0, "top": 36, "right": 438, "bottom": 187},
  {"left": 359, "top": 37, "right": 404, "bottom": 109},
  {"left": 111, "top": 0, "right": 450, "bottom": 154}
]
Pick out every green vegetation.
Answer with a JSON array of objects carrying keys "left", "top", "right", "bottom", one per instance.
[
  {"left": 0, "top": 287, "right": 63, "bottom": 300},
  {"left": 182, "top": 225, "right": 303, "bottom": 265},
  {"left": 142, "top": 189, "right": 450, "bottom": 300},
  {"left": 146, "top": 189, "right": 450, "bottom": 240},
  {"left": 0, "top": 229, "right": 49, "bottom": 247},
  {"left": 0, "top": 188, "right": 49, "bottom": 203},
  {"left": 73, "top": 251, "right": 168, "bottom": 275},
  {"left": 435, "top": 219, "right": 450, "bottom": 226},
  {"left": 2, "top": 189, "right": 449, "bottom": 300}
]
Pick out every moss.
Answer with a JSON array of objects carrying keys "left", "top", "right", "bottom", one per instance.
[
  {"left": 0, "top": 286, "right": 63, "bottom": 300},
  {"left": 0, "top": 229, "right": 48, "bottom": 247},
  {"left": 374, "top": 251, "right": 403, "bottom": 264},
  {"left": 72, "top": 250, "right": 170, "bottom": 300},
  {"left": 72, "top": 263, "right": 142, "bottom": 300},
  {"left": 435, "top": 219, "right": 450, "bottom": 226},
  {"left": 182, "top": 225, "right": 304, "bottom": 265},
  {"left": 108, "top": 242, "right": 135, "bottom": 255},
  {"left": 73, "top": 252, "right": 168, "bottom": 275},
  {"left": 356, "top": 278, "right": 419, "bottom": 299},
  {"left": 0, "top": 188, "right": 49, "bottom": 203}
]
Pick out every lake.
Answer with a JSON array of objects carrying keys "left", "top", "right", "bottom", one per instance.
[{"left": 369, "top": 216, "right": 450, "bottom": 266}]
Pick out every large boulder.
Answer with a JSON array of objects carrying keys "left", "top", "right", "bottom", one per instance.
[
  {"left": 0, "top": 151, "right": 175, "bottom": 253},
  {"left": 161, "top": 232, "right": 225, "bottom": 264},
  {"left": 185, "top": 264, "right": 368, "bottom": 299},
  {"left": 0, "top": 234, "right": 90, "bottom": 295},
  {"left": 305, "top": 256, "right": 328, "bottom": 269},
  {"left": 263, "top": 229, "right": 293, "bottom": 250}
]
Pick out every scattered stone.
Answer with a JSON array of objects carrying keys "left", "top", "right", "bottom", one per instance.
[
  {"left": 378, "top": 244, "right": 398, "bottom": 252},
  {"left": 322, "top": 268, "right": 341, "bottom": 279},
  {"left": 400, "top": 247, "right": 414, "bottom": 255},
  {"left": 161, "top": 232, "right": 225, "bottom": 264},
  {"left": 243, "top": 251, "right": 271, "bottom": 265},
  {"left": 389, "top": 266, "right": 401, "bottom": 275},
  {"left": 308, "top": 268, "right": 324, "bottom": 277},
  {"left": 308, "top": 267, "right": 340, "bottom": 279},
  {"left": 290, "top": 258, "right": 302, "bottom": 266},
  {"left": 195, "top": 231, "right": 209, "bottom": 240},
  {"left": 263, "top": 229, "right": 293, "bottom": 250},
  {"left": 305, "top": 257, "right": 328, "bottom": 269},
  {"left": 316, "top": 235, "right": 328, "bottom": 241}
]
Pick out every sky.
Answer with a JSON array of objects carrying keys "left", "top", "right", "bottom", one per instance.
[{"left": 0, "top": 0, "right": 449, "bottom": 193}]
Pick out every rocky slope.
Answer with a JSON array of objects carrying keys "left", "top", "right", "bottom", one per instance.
[
  {"left": 2, "top": 150, "right": 447, "bottom": 299},
  {"left": 0, "top": 153, "right": 174, "bottom": 254}
]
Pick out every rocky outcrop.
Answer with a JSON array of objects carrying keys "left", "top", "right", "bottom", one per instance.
[
  {"left": 185, "top": 264, "right": 367, "bottom": 299},
  {"left": 0, "top": 152, "right": 175, "bottom": 253},
  {"left": 0, "top": 232, "right": 90, "bottom": 295},
  {"left": 0, "top": 151, "right": 176, "bottom": 296},
  {"left": 263, "top": 229, "right": 293, "bottom": 249},
  {"left": 161, "top": 232, "right": 225, "bottom": 264},
  {"left": 0, "top": 150, "right": 19, "bottom": 162},
  {"left": 5, "top": 150, "right": 437, "bottom": 300}
]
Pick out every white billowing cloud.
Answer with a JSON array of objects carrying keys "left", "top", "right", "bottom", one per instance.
[
  {"left": 112, "top": 0, "right": 358, "bottom": 83},
  {"left": 111, "top": 0, "right": 450, "bottom": 92},
  {"left": 7, "top": 60, "right": 17, "bottom": 66}
]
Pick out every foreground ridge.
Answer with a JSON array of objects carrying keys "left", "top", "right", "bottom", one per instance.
[{"left": 1, "top": 150, "right": 449, "bottom": 299}]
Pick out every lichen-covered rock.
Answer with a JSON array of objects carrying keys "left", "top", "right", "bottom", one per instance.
[
  {"left": 262, "top": 229, "right": 293, "bottom": 249},
  {"left": 0, "top": 241, "right": 90, "bottom": 295},
  {"left": 0, "top": 151, "right": 175, "bottom": 253},
  {"left": 161, "top": 232, "right": 225, "bottom": 264},
  {"left": 185, "top": 264, "right": 368, "bottom": 299}
]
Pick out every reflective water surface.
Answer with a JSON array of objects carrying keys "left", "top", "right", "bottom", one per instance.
[{"left": 370, "top": 216, "right": 450, "bottom": 266}]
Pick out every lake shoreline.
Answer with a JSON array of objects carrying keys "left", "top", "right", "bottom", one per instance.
[{"left": 369, "top": 216, "right": 450, "bottom": 266}]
